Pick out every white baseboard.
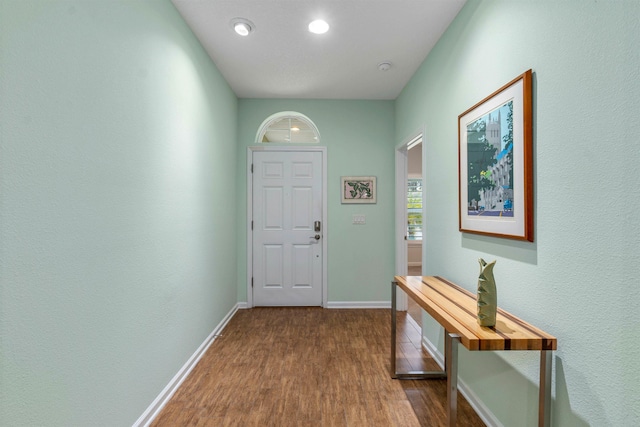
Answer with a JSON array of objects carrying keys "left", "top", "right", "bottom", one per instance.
[
  {"left": 237, "top": 301, "right": 389, "bottom": 309},
  {"left": 133, "top": 303, "right": 240, "bottom": 427},
  {"left": 326, "top": 301, "right": 391, "bottom": 309},
  {"left": 421, "top": 336, "right": 502, "bottom": 427}
]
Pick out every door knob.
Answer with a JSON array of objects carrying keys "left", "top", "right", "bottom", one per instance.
[{"left": 310, "top": 234, "right": 321, "bottom": 240}]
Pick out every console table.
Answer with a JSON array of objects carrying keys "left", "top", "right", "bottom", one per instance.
[{"left": 391, "top": 276, "right": 557, "bottom": 427}]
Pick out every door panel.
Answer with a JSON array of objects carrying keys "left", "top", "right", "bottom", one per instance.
[
  {"left": 263, "top": 187, "right": 284, "bottom": 229},
  {"left": 292, "top": 244, "right": 313, "bottom": 288},
  {"left": 252, "top": 150, "right": 323, "bottom": 306},
  {"left": 263, "top": 244, "right": 284, "bottom": 288}
]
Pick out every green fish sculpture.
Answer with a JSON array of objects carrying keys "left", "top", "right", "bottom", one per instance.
[{"left": 477, "top": 258, "right": 497, "bottom": 327}]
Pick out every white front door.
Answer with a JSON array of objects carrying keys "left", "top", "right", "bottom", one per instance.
[{"left": 252, "top": 150, "right": 323, "bottom": 306}]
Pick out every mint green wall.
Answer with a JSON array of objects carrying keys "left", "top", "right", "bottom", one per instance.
[
  {"left": 237, "top": 99, "right": 395, "bottom": 304},
  {"left": 396, "top": 1, "right": 640, "bottom": 425},
  {"left": 0, "top": 1, "right": 238, "bottom": 425}
]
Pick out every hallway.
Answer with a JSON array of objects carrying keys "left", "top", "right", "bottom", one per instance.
[{"left": 152, "top": 308, "right": 484, "bottom": 426}]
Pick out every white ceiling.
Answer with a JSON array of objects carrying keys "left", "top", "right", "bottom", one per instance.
[{"left": 171, "top": 0, "right": 466, "bottom": 100}]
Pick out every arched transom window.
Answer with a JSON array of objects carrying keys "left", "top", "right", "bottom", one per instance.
[{"left": 256, "top": 111, "right": 320, "bottom": 144}]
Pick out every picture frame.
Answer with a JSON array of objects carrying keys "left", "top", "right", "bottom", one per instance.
[
  {"left": 341, "top": 176, "right": 377, "bottom": 204},
  {"left": 458, "top": 69, "right": 533, "bottom": 241}
]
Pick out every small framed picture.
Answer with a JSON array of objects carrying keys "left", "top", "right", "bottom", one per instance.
[{"left": 341, "top": 176, "right": 376, "bottom": 204}]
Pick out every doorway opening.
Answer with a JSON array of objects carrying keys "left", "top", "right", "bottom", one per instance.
[
  {"left": 248, "top": 112, "right": 326, "bottom": 307},
  {"left": 395, "top": 131, "right": 423, "bottom": 325},
  {"left": 406, "top": 137, "right": 423, "bottom": 325}
]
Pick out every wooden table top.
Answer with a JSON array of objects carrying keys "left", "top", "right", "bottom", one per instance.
[{"left": 394, "top": 276, "right": 557, "bottom": 351}]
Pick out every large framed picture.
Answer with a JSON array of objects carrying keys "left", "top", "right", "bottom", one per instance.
[
  {"left": 341, "top": 176, "right": 376, "bottom": 204},
  {"left": 458, "top": 69, "right": 533, "bottom": 241}
]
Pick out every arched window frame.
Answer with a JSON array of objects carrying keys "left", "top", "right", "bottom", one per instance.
[{"left": 255, "top": 111, "right": 321, "bottom": 144}]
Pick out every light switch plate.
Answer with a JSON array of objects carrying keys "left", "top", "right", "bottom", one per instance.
[{"left": 352, "top": 214, "right": 366, "bottom": 225}]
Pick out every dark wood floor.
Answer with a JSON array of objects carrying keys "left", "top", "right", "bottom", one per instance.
[{"left": 152, "top": 307, "right": 485, "bottom": 426}]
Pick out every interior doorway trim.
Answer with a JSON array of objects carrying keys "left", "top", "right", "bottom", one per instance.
[
  {"left": 395, "top": 127, "right": 425, "bottom": 311},
  {"left": 246, "top": 145, "right": 328, "bottom": 308}
]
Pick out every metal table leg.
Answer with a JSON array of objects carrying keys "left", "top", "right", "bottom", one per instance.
[
  {"left": 539, "top": 350, "right": 552, "bottom": 427},
  {"left": 391, "top": 281, "right": 447, "bottom": 380},
  {"left": 391, "top": 281, "right": 398, "bottom": 378},
  {"left": 446, "top": 332, "right": 460, "bottom": 427}
]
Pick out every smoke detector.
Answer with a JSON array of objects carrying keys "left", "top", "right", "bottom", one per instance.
[{"left": 377, "top": 61, "right": 392, "bottom": 72}]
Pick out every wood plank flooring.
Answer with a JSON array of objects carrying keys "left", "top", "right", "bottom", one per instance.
[{"left": 152, "top": 308, "right": 485, "bottom": 426}]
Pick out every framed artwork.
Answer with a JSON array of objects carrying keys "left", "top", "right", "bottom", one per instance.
[
  {"left": 341, "top": 176, "right": 376, "bottom": 204},
  {"left": 458, "top": 69, "right": 533, "bottom": 241}
]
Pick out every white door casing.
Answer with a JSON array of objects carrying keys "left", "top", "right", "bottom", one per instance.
[
  {"left": 395, "top": 129, "right": 425, "bottom": 311},
  {"left": 248, "top": 147, "right": 327, "bottom": 307},
  {"left": 395, "top": 145, "right": 409, "bottom": 312}
]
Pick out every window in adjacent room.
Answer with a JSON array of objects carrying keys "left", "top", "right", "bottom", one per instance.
[{"left": 407, "top": 178, "right": 422, "bottom": 240}]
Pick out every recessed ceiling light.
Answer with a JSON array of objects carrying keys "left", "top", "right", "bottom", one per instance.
[
  {"left": 308, "top": 19, "right": 329, "bottom": 34},
  {"left": 230, "top": 18, "right": 254, "bottom": 36}
]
